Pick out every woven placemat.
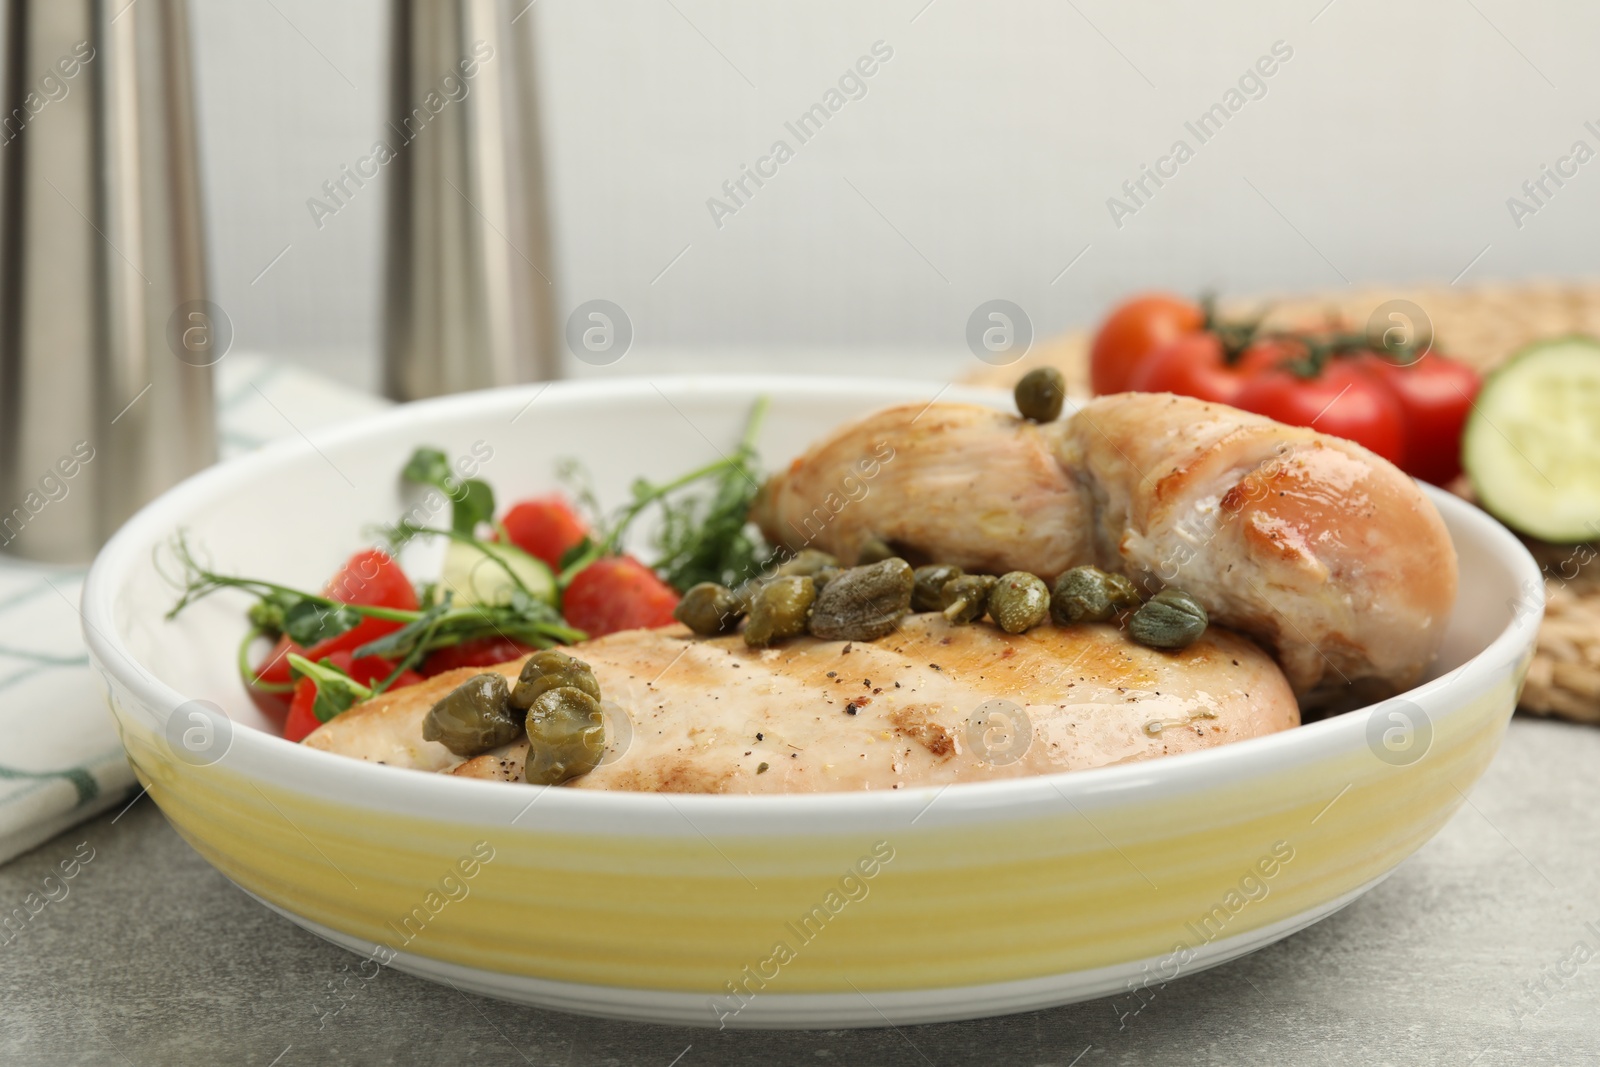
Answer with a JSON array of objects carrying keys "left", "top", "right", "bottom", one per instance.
[{"left": 964, "top": 281, "right": 1600, "bottom": 723}]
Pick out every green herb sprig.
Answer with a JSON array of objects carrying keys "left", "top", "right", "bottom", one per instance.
[
  {"left": 164, "top": 533, "right": 584, "bottom": 697},
  {"left": 286, "top": 653, "right": 372, "bottom": 723},
  {"left": 401, "top": 447, "right": 496, "bottom": 534},
  {"left": 559, "top": 397, "right": 771, "bottom": 592}
]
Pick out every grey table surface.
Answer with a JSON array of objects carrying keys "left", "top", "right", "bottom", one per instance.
[{"left": 2, "top": 716, "right": 1597, "bottom": 1067}]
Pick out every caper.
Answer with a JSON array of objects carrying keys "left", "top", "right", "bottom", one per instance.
[
  {"left": 988, "top": 571, "right": 1050, "bottom": 634},
  {"left": 744, "top": 576, "right": 816, "bottom": 647},
  {"left": 1128, "top": 588, "right": 1208, "bottom": 650},
  {"left": 523, "top": 648, "right": 580, "bottom": 677},
  {"left": 808, "top": 558, "right": 915, "bottom": 641},
  {"left": 775, "top": 549, "right": 839, "bottom": 578},
  {"left": 811, "top": 565, "right": 841, "bottom": 592},
  {"left": 912, "top": 564, "right": 964, "bottom": 612},
  {"left": 1014, "top": 366, "right": 1066, "bottom": 423},
  {"left": 524, "top": 685, "right": 605, "bottom": 785},
  {"left": 940, "top": 574, "right": 998, "bottom": 624},
  {"left": 856, "top": 534, "right": 896, "bottom": 565},
  {"left": 1051, "top": 565, "right": 1141, "bottom": 625},
  {"left": 510, "top": 648, "right": 601, "bottom": 711},
  {"left": 422, "top": 673, "right": 522, "bottom": 758},
  {"left": 675, "top": 582, "right": 744, "bottom": 636}
]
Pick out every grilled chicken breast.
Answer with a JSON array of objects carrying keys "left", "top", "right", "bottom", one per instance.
[
  {"left": 305, "top": 614, "right": 1297, "bottom": 793},
  {"left": 755, "top": 392, "right": 1458, "bottom": 707}
]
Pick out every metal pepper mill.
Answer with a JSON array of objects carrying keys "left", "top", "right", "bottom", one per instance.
[
  {"left": 382, "top": 0, "right": 560, "bottom": 401},
  {"left": 0, "top": 0, "right": 217, "bottom": 563}
]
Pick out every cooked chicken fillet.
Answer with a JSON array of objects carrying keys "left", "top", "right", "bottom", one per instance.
[
  {"left": 754, "top": 392, "right": 1458, "bottom": 707},
  {"left": 304, "top": 614, "right": 1297, "bottom": 793}
]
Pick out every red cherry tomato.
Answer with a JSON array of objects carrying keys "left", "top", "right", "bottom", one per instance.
[
  {"left": 1090, "top": 294, "right": 1205, "bottom": 395},
  {"left": 252, "top": 549, "right": 419, "bottom": 691},
  {"left": 1359, "top": 353, "right": 1481, "bottom": 485},
  {"left": 500, "top": 496, "right": 590, "bottom": 569},
  {"left": 420, "top": 636, "right": 539, "bottom": 677},
  {"left": 562, "top": 556, "right": 680, "bottom": 639},
  {"left": 1233, "top": 360, "right": 1407, "bottom": 466},
  {"left": 1125, "top": 333, "right": 1291, "bottom": 406},
  {"left": 284, "top": 685, "right": 320, "bottom": 743},
  {"left": 283, "top": 650, "right": 423, "bottom": 743}
]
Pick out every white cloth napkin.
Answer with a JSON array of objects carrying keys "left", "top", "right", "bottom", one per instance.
[{"left": 0, "top": 354, "right": 388, "bottom": 865}]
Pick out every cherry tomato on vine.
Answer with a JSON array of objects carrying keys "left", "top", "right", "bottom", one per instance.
[
  {"left": 1089, "top": 294, "right": 1205, "bottom": 395},
  {"left": 1233, "top": 360, "right": 1406, "bottom": 466},
  {"left": 1359, "top": 353, "right": 1481, "bottom": 485},
  {"left": 1125, "top": 333, "right": 1294, "bottom": 407}
]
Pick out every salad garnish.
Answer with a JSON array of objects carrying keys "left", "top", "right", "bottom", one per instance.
[{"left": 163, "top": 398, "right": 773, "bottom": 742}]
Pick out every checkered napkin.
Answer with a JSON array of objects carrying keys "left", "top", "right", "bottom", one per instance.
[{"left": 0, "top": 355, "right": 389, "bottom": 865}]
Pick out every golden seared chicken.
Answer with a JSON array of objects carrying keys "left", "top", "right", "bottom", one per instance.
[
  {"left": 754, "top": 393, "right": 1457, "bottom": 706},
  {"left": 304, "top": 614, "right": 1297, "bottom": 793}
]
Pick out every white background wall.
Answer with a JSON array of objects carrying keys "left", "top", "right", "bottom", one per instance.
[{"left": 189, "top": 0, "right": 1600, "bottom": 390}]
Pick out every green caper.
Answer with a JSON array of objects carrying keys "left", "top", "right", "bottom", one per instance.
[
  {"left": 675, "top": 582, "right": 744, "bottom": 636},
  {"left": 810, "top": 565, "right": 841, "bottom": 592},
  {"left": 808, "top": 558, "right": 915, "bottom": 641},
  {"left": 988, "top": 571, "right": 1050, "bottom": 633},
  {"left": 1050, "top": 565, "right": 1141, "bottom": 625},
  {"left": 524, "top": 685, "right": 605, "bottom": 785},
  {"left": 744, "top": 576, "right": 816, "bottom": 648},
  {"left": 523, "top": 648, "right": 580, "bottom": 677},
  {"left": 422, "top": 673, "right": 522, "bottom": 758},
  {"left": 940, "top": 574, "right": 998, "bottom": 624},
  {"left": 856, "top": 535, "right": 896, "bottom": 565},
  {"left": 510, "top": 648, "right": 601, "bottom": 711},
  {"left": 912, "top": 564, "right": 964, "bottom": 612},
  {"left": 775, "top": 549, "right": 839, "bottom": 578},
  {"left": 1014, "top": 366, "right": 1066, "bottom": 423},
  {"left": 1128, "top": 588, "right": 1208, "bottom": 650}
]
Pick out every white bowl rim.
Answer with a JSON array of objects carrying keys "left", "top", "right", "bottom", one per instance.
[{"left": 81, "top": 374, "right": 1544, "bottom": 823}]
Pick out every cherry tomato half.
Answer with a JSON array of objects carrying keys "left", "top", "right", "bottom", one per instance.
[
  {"left": 420, "top": 636, "right": 539, "bottom": 677},
  {"left": 252, "top": 549, "right": 419, "bottom": 692},
  {"left": 1359, "top": 353, "right": 1481, "bottom": 485},
  {"left": 500, "top": 496, "right": 590, "bottom": 569},
  {"left": 1090, "top": 293, "right": 1205, "bottom": 395},
  {"left": 562, "top": 556, "right": 680, "bottom": 639},
  {"left": 1233, "top": 360, "right": 1406, "bottom": 466}
]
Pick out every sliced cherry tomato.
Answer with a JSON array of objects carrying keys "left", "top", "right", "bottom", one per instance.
[
  {"left": 252, "top": 549, "right": 419, "bottom": 691},
  {"left": 1359, "top": 353, "right": 1481, "bottom": 485},
  {"left": 1125, "top": 333, "right": 1291, "bottom": 406},
  {"left": 500, "top": 496, "right": 590, "bottom": 569},
  {"left": 1090, "top": 293, "right": 1205, "bottom": 395},
  {"left": 283, "top": 650, "right": 424, "bottom": 743},
  {"left": 420, "top": 636, "right": 539, "bottom": 677},
  {"left": 1234, "top": 360, "right": 1406, "bottom": 466},
  {"left": 562, "top": 556, "right": 680, "bottom": 639},
  {"left": 284, "top": 685, "right": 320, "bottom": 743}
]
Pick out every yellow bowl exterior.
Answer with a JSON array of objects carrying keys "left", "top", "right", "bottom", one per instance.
[{"left": 106, "top": 662, "right": 1521, "bottom": 998}]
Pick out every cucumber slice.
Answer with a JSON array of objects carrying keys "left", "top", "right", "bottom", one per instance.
[
  {"left": 1463, "top": 336, "right": 1600, "bottom": 543},
  {"left": 436, "top": 539, "right": 557, "bottom": 608}
]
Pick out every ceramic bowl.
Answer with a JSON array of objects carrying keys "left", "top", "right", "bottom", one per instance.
[{"left": 81, "top": 377, "right": 1541, "bottom": 1029}]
